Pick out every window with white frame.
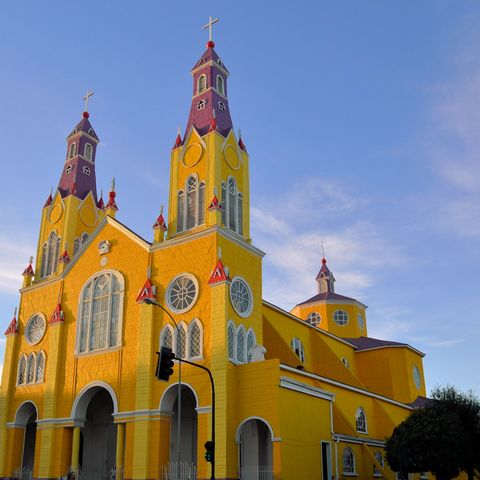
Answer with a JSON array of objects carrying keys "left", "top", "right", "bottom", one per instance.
[
  {"left": 166, "top": 273, "right": 199, "bottom": 314},
  {"left": 84, "top": 143, "right": 93, "bottom": 161},
  {"left": 221, "top": 177, "right": 243, "bottom": 235},
  {"left": 188, "top": 319, "right": 203, "bottom": 359},
  {"left": 355, "top": 407, "right": 367, "bottom": 433},
  {"left": 230, "top": 277, "right": 253, "bottom": 317},
  {"left": 227, "top": 321, "right": 235, "bottom": 360},
  {"left": 197, "top": 99, "right": 206, "bottom": 110},
  {"left": 41, "top": 231, "right": 61, "bottom": 278},
  {"left": 25, "top": 314, "right": 46, "bottom": 345},
  {"left": 333, "top": 310, "right": 349, "bottom": 326},
  {"left": 69, "top": 142, "right": 76, "bottom": 158},
  {"left": 83, "top": 166, "right": 91, "bottom": 176},
  {"left": 247, "top": 329, "right": 256, "bottom": 362},
  {"left": 306, "top": 311, "right": 321, "bottom": 327},
  {"left": 218, "top": 101, "right": 225, "bottom": 112},
  {"left": 373, "top": 450, "right": 384, "bottom": 476},
  {"left": 291, "top": 337, "right": 305, "bottom": 363},
  {"left": 357, "top": 312, "right": 364, "bottom": 330},
  {"left": 216, "top": 75, "right": 225, "bottom": 95},
  {"left": 198, "top": 74, "right": 207, "bottom": 93},
  {"left": 35, "top": 351, "right": 45, "bottom": 383},
  {"left": 236, "top": 326, "right": 246, "bottom": 363},
  {"left": 77, "top": 271, "right": 124, "bottom": 354},
  {"left": 26, "top": 353, "right": 35, "bottom": 384},
  {"left": 177, "top": 176, "right": 206, "bottom": 233},
  {"left": 159, "top": 320, "right": 203, "bottom": 360},
  {"left": 343, "top": 447, "right": 356, "bottom": 474},
  {"left": 17, "top": 355, "right": 27, "bottom": 385},
  {"left": 66, "top": 164, "right": 73, "bottom": 174},
  {"left": 413, "top": 365, "right": 422, "bottom": 389}
]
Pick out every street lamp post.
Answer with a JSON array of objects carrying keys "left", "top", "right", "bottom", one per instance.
[{"left": 144, "top": 298, "right": 182, "bottom": 479}]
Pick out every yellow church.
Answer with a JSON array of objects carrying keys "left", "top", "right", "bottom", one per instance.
[{"left": 0, "top": 25, "right": 431, "bottom": 480}]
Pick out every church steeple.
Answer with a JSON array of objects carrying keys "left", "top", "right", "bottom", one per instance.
[
  {"left": 185, "top": 34, "right": 233, "bottom": 137},
  {"left": 316, "top": 257, "right": 336, "bottom": 293},
  {"left": 57, "top": 97, "right": 99, "bottom": 201}
]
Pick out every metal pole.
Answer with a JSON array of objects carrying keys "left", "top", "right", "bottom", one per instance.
[{"left": 145, "top": 299, "right": 182, "bottom": 480}]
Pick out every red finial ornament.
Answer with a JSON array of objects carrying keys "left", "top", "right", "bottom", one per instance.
[
  {"left": 207, "top": 40, "right": 215, "bottom": 49},
  {"left": 322, "top": 258, "right": 327, "bottom": 265},
  {"left": 152, "top": 206, "right": 167, "bottom": 231},
  {"left": 4, "top": 308, "right": 18, "bottom": 336},
  {"left": 83, "top": 111, "right": 90, "bottom": 118},
  {"left": 106, "top": 178, "right": 118, "bottom": 210},
  {"left": 97, "top": 194, "right": 105, "bottom": 210},
  {"left": 44, "top": 192, "right": 53, "bottom": 208},
  {"left": 173, "top": 127, "right": 183, "bottom": 149},
  {"left": 23, "top": 257, "right": 35, "bottom": 276}
]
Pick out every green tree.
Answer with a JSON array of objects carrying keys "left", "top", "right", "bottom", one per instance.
[{"left": 385, "top": 386, "right": 480, "bottom": 480}]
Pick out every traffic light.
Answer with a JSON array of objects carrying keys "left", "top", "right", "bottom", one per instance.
[
  {"left": 204, "top": 440, "right": 214, "bottom": 463},
  {"left": 155, "top": 347, "right": 175, "bottom": 381}
]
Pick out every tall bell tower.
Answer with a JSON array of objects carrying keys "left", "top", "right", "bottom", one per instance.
[{"left": 166, "top": 24, "right": 251, "bottom": 242}]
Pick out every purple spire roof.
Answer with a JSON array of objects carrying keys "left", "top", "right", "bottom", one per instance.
[
  {"left": 57, "top": 112, "right": 99, "bottom": 201},
  {"left": 185, "top": 43, "right": 234, "bottom": 137}
]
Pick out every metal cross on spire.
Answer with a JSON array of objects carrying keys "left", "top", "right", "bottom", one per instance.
[
  {"left": 203, "top": 16, "right": 219, "bottom": 42},
  {"left": 82, "top": 90, "right": 94, "bottom": 112},
  {"left": 321, "top": 241, "right": 325, "bottom": 260}
]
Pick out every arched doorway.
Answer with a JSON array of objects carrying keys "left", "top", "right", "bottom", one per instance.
[
  {"left": 160, "top": 384, "right": 198, "bottom": 478},
  {"left": 15, "top": 401, "right": 38, "bottom": 474},
  {"left": 72, "top": 384, "right": 117, "bottom": 479},
  {"left": 237, "top": 418, "right": 273, "bottom": 480}
]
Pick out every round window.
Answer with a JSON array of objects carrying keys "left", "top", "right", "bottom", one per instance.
[
  {"left": 166, "top": 274, "right": 199, "bottom": 313},
  {"left": 230, "top": 277, "right": 253, "bottom": 317},
  {"left": 333, "top": 310, "right": 349, "bottom": 326},
  {"left": 25, "top": 314, "right": 46, "bottom": 345},
  {"left": 306, "top": 312, "right": 321, "bottom": 327},
  {"left": 413, "top": 365, "right": 421, "bottom": 389},
  {"left": 357, "top": 313, "right": 364, "bottom": 330}
]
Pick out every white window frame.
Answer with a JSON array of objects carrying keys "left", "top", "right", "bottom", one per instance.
[
  {"left": 188, "top": 318, "right": 203, "bottom": 360},
  {"left": 41, "top": 231, "right": 60, "bottom": 278},
  {"left": 17, "top": 354, "right": 27, "bottom": 385},
  {"left": 413, "top": 365, "right": 422, "bottom": 389},
  {"left": 83, "top": 166, "right": 91, "bottom": 176},
  {"left": 306, "top": 311, "right": 322, "bottom": 327},
  {"left": 159, "top": 319, "right": 203, "bottom": 361},
  {"left": 227, "top": 320, "right": 236, "bottom": 361},
  {"left": 342, "top": 447, "right": 356, "bottom": 475},
  {"left": 35, "top": 350, "right": 46, "bottom": 383},
  {"left": 333, "top": 309, "right": 349, "bottom": 326},
  {"left": 373, "top": 450, "right": 384, "bottom": 477},
  {"left": 221, "top": 176, "right": 243, "bottom": 235},
  {"left": 229, "top": 276, "right": 253, "bottom": 318},
  {"left": 176, "top": 175, "right": 206, "bottom": 232},
  {"left": 26, "top": 353, "right": 36, "bottom": 384},
  {"left": 197, "top": 74, "right": 207, "bottom": 93},
  {"left": 291, "top": 337, "right": 305, "bottom": 363},
  {"left": 75, "top": 269, "right": 125, "bottom": 355},
  {"left": 25, "top": 313, "right": 46, "bottom": 345},
  {"left": 165, "top": 273, "right": 199, "bottom": 314},
  {"left": 69, "top": 142, "right": 76, "bottom": 158},
  {"left": 84, "top": 143, "right": 93, "bottom": 162},
  {"left": 216, "top": 75, "right": 225, "bottom": 95},
  {"left": 355, "top": 407, "right": 368, "bottom": 434},
  {"left": 236, "top": 325, "right": 246, "bottom": 363}
]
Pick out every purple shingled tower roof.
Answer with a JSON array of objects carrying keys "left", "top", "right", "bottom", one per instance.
[
  {"left": 184, "top": 40, "right": 234, "bottom": 137},
  {"left": 57, "top": 112, "right": 99, "bottom": 201}
]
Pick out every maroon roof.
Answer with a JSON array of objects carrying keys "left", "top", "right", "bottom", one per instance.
[
  {"left": 343, "top": 336, "right": 408, "bottom": 350},
  {"left": 297, "top": 291, "right": 357, "bottom": 306},
  {"left": 408, "top": 396, "right": 434, "bottom": 409},
  {"left": 68, "top": 115, "right": 99, "bottom": 140},
  {"left": 192, "top": 45, "right": 229, "bottom": 73}
]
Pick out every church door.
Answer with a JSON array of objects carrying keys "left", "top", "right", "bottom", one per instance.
[{"left": 239, "top": 419, "right": 273, "bottom": 480}]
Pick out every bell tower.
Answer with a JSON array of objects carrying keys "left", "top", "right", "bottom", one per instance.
[
  {"left": 167, "top": 27, "right": 251, "bottom": 242},
  {"left": 34, "top": 96, "right": 106, "bottom": 281}
]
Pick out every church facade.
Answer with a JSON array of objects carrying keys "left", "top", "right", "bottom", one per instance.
[{"left": 0, "top": 34, "right": 430, "bottom": 480}]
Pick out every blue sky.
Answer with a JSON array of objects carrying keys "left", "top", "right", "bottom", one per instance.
[{"left": 0, "top": 1, "right": 479, "bottom": 394}]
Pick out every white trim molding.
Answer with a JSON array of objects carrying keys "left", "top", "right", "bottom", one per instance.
[{"left": 280, "top": 376, "right": 335, "bottom": 401}]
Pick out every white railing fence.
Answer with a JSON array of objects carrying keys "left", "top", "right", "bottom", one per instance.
[
  {"left": 240, "top": 465, "right": 274, "bottom": 480},
  {"left": 12, "top": 467, "right": 33, "bottom": 480},
  {"left": 160, "top": 461, "right": 197, "bottom": 480}
]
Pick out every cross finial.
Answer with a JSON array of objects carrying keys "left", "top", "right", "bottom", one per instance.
[
  {"left": 29, "top": 256, "right": 33, "bottom": 264},
  {"left": 160, "top": 204, "right": 164, "bottom": 215},
  {"left": 14, "top": 307, "right": 17, "bottom": 317},
  {"left": 111, "top": 177, "right": 116, "bottom": 192},
  {"left": 203, "top": 16, "right": 219, "bottom": 43},
  {"left": 321, "top": 241, "right": 325, "bottom": 260},
  {"left": 83, "top": 89, "right": 94, "bottom": 112}
]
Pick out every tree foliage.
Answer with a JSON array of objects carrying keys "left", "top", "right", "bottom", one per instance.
[{"left": 386, "top": 386, "right": 480, "bottom": 480}]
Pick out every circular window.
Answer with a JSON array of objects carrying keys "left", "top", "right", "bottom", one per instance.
[
  {"left": 25, "top": 314, "right": 46, "bottom": 345},
  {"left": 357, "top": 313, "right": 364, "bottom": 330},
  {"left": 230, "top": 277, "right": 253, "bottom": 317},
  {"left": 166, "top": 274, "right": 199, "bottom": 313},
  {"left": 306, "top": 312, "right": 321, "bottom": 327},
  {"left": 413, "top": 365, "right": 421, "bottom": 389},
  {"left": 333, "top": 310, "right": 349, "bottom": 326}
]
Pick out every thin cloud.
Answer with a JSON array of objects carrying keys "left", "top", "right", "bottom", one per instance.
[{"left": 0, "top": 236, "right": 34, "bottom": 294}]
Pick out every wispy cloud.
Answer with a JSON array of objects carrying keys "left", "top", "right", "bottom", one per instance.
[
  {"left": 251, "top": 179, "right": 407, "bottom": 310},
  {"left": 0, "top": 235, "right": 35, "bottom": 294}
]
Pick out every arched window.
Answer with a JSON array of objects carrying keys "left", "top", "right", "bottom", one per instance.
[
  {"left": 17, "top": 355, "right": 27, "bottom": 385},
  {"left": 373, "top": 450, "right": 384, "bottom": 476},
  {"left": 177, "top": 176, "right": 206, "bottom": 232},
  {"left": 197, "top": 74, "right": 207, "bottom": 93},
  {"left": 247, "top": 329, "right": 256, "bottom": 361},
  {"left": 84, "top": 143, "right": 93, "bottom": 161},
  {"left": 227, "top": 321, "right": 235, "bottom": 361},
  {"left": 69, "top": 142, "right": 76, "bottom": 158},
  {"left": 176, "top": 322, "right": 187, "bottom": 359},
  {"left": 343, "top": 447, "right": 356, "bottom": 474},
  {"left": 35, "top": 351, "right": 45, "bottom": 383},
  {"left": 355, "top": 407, "right": 367, "bottom": 433},
  {"left": 42, "top": 231, "right": 60, "bottom": 278},
  {"left": 221, "top": 177, "right": 243, "bottom": 234},
  {"left": 177, "top": 190, "right": 185, "bottom": 233},
  {"left": 291, "top": 337, "right": 305, "bottom": 363},
  {"left": 81, "top": 232, "right": 89, "bottom": 245},
  {"left": 26, "top": 353, "right": 36, "bottom": 384},
  {"left": 216, "top": 75, "right": 225, "bottom": 95},
  {"left": 236, "top": 326, "right": 246, "bottom": 363},
  {"left": 160, "top": 324, "right": 174, "bottom": 350},
  {"left": 73, "top": 238, "right": 80, "bottom": 256},
  {"left": 77, "top": 271, "right": 124, "bottom": 354},
  {"left": 188, "top": 319, "right": 202, "bottom": 359}
]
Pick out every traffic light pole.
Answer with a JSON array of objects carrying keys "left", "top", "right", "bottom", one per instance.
[{"left": 176, "top": 357, "right": 215, "bottom": 480}]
